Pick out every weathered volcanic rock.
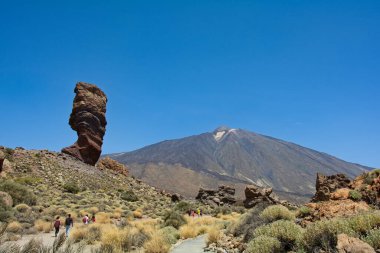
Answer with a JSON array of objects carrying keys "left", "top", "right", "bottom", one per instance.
[
  {"left": 243, "top": 185, "right": 282, "bottom": 208},
  {"left": 62, "top": 82, "right": 107, "bottom": 165},
  {"left": 337, "top": 234, "right": 375, "bottom": 253},
  {"left": 312, "top": 173, "right": 351, "bottom": 202},
  {"left": 196, "top": 185, "right": 236, "bottom": 206},
  {"left": 0, "top": 191, "right": 13, "bottom": 208},
  {"left": 96, "top": 157, "right": 128, "bottom": 176},
  {"left": 171, "top": 193, "right": 183, "bottom": 202},
  {"left": 0, "top": 152, "right": 4, "bottom": 173}
]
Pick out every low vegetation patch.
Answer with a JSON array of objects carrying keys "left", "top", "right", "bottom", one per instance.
[
  {"left": 260, "top": 205, "right": 295, "bottom": 222},
  {"left": 0, "top": 180, "right": 37, "bottom": 206},
  {"left": 246, "top": 235, "right": 281, "bottom": 253}
]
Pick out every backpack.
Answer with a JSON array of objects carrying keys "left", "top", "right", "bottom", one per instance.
[
  {"left": 54, "top": 220, "right": 60, "bottom": 228},
  {"left": 82, "top": 217, "right": 87, "bottom": 223}
]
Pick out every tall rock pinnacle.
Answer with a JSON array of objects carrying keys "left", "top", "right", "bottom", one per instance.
[{"left": 62, "top": 82, "right": 108, "bottom": 165}]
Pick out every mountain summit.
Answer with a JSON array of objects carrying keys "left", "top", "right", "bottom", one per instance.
[{"left": 108, "top": 127, "right": 371, "bottom": 202}]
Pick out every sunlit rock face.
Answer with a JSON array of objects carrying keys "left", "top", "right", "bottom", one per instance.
[{"left": 62, "top": 82, "right": 107, "bottom": 166}]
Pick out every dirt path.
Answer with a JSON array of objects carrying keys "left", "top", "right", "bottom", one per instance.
[{"left": 171, "top": 235, "right": 207, "bottom": 253}]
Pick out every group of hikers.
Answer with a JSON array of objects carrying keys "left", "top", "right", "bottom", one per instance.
[
  {"left": 53, "top": 213, "right": 96, "bottom": 237},
  {"left": 188, "top": 208, "right": 203, "bottom": 217}
]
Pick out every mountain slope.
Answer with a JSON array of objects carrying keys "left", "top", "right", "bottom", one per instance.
[{"left": 108, "top": 127, "right": 371, "bottom": 202}]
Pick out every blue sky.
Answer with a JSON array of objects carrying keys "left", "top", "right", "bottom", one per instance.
[{"left": 0, "top": 0, "right": 379, "bottom": 167}]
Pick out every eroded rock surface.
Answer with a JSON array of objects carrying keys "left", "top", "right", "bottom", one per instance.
[
  {"left": 336, "top": 233, "right": 375, "bottom": 253},
  {"left": 96, "top": 157, "right": 128, "bottom": 176},
  {"left": 62, "top": 82, "right": 107, "bottom": 165},
  {"left": 312, "top": 173, "right": 351, "bottom": 202},
  {"left": 243, "top": 185, "right": 282, "bottom": 208},
  {"left": 196, "top": 185, "right": 236, "bottom": 206}
]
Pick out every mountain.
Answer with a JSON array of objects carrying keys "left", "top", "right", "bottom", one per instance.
[{"left": 107, "top": 127, "right": 371, "bottom": 203}]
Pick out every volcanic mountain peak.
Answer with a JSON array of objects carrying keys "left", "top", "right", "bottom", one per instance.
[{"left": 213, "top": 126, "right": 237, "bottom": 141}]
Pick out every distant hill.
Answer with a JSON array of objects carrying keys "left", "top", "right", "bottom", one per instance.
[{"left": 108, "top": 127, "right": 371, "bottom": 203}]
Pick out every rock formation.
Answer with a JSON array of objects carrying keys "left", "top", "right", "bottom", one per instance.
[
  {"left": 96, "top": 157, "right": 128, "bottom": 176},
  {"left": 243, "top": 185, "right": 283, "bottom": 208},
  {"left": 62, "top": 82, "right": 107, "bottom": 165},
  {"left": 171, "top": 193, "right": 183, "bottom": 202},
  {"left": 312, "top": 173, "right": 351, "bottom": 202},
  {"left": 196, "top": 185, "right": 236, "bottom": 206},
  {"left": 0, "top": 151, "right": 4, "bottom": 173},
  {"left": 336, "top": 234, "right": 375, "bottom": 253}
]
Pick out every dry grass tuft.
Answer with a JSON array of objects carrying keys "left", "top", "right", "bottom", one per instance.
[
  {"left": 34, "top": 220, "right": 52, "bottom": 233},
  {"left": 6, "top": 221, "right": 23, "bottom": 233}
]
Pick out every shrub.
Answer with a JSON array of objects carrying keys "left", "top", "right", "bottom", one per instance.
[
  {"left": 96, "top": 212, "right": 111, "bottom": 224},
  {"left": 296, "top": 206, "right": 311, "bottom": 218},
  {"left": 347, "top": 212, "right": 380, "bottom": 235},
  {"left": 6, "top": 221, "right": 23, "bottom": 233},
  {"left": 364, "top": 169, "right": 380, "bottom": 184},
  {"left": 63, "top": 182, "right": 80, "bottom": 194},
  {"left": 0, "top": 198, "right": 13, "bottom": 222},
  {"left": 34, "top": 219, "right": 52, "bottom": 233},
  {"left": 362, "top": 228, "right": 380, "bottom": 249},
  {"left": 14, "top": 203, "right": 31, "bottom": 213},
  {"left": 144, "top": 231, "right": 171, "bottom": 253},
  {"left": 70, "top": 226, "right": 87, "bottom": 242},
  {"left": 120, "top": 190, "right": 138, "bottom": 202},
  {"left": 301, "top": 219, "right": 355, "bottom": 251},
  {"left": 174, "top": 201, "right": 194, "bottom": 213},
  {"left": 179, "top": 224, "right": 198, "bottom": 239},
  {"left": 14, "top": 177, "right": 42, "bottom": 186},
  {"left": 260, "top": 205, "right": 295, "bottom": 222},
  {"left": 213, "top": 206, "right": 232, "bottom": 216},
  {"left": 0, "top": 180, "right": 37, "bottom": 206},
  {"left": 163, "top": 211, "right": 186, "bottom": 229},
  {"left": 160, "top": 226, "right": 180, "bottom": 244},
  {"left": 349, "top": 190, "right": 362, "bottom": 201},
  {"left": 229, "top": 202, "right": 270, "bottom": 242},
  {"left": 207, "top": 226, "right": 221, "bottom": 245},
  {"left": 133, "top": 210, "right": 143, "bottom": 219},
  {"left": 254, "top": 220, "right": 303, "bottom": 251},
  {"left": 246, "top": 235, "right": 281, "bottom": 253}
]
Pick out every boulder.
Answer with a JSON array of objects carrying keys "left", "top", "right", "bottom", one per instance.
[
  {"left": 312, "top": 173, "right": 351, "bottom": 202},
  {"left": 196, "top": 185, "right": 236, "bottom": 206},
  {"left": 0, "top": 191, "right": 13, "bottom": 208},
  {"left": 336, "top": 234, "right": 375, "bottom": 253},
  {"left": 171, "top": 193, "right": 183, "bottom": 202},
  {"left": 243, "top": 185, "right": 280, "bottom": 208},
  {"left": 62, "top": 82, "right": 108, "bottom": 165}
]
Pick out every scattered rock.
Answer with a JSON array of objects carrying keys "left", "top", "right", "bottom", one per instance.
[
  {"left": 0, "top": 191, "right": 13, "bottom": 208},
  {"left": 312, "top": 173, "right": 351, "bottom": 202},
  {"left": 331, "top": 188, "right": 351, "bottom": 200},
  {"left": 304, "top": 199, "right": 370, "bottom": 222},
  {"left": 336, "top": 233, "right": 375, "bottom": 253},
  {"left": 171, "top": 193, "right": 183, "bottom": 202},
  {"left": 0, "top": 150, "right": 4, "bottom": 172},
  {"left": 243, "top": 185, "right": 281, "bottom": 208},
  {"left": 196, "top": 185, "right": 236, "bottom": 206},
  {"left": 96, "top": 157, "right": 128, "bottom": 176},
  {"left": 62, "top": 82, "right": 108, "bottom": 165}
]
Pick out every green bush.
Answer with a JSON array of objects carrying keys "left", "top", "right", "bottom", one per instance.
[
  {"left": 14, "top": 177, "right": 42, "bottom": 186},
  {"left": 347, "top": 212, "right": 380, "bottom": 235},
  {"left": 301, "top": 219, "right": 355, "bottom": 251},
  {"left": 246, "top": 235, "right": 281, "bottom": 253},
  {"left": 63, "top": 182, "right": 80, "bottom": 194},
  {"left": 120, "top": 190, "right": 138, "bottom": 202},
  {"left": 14, "top": 203, "right": 31, "bottom": 213},
  {"left": 364, "top": 169, "right": 380, "bottom": 185},
  {"left": 174, "top": 201, "right": 193, "bottom": 213},
  {"left": 349, "top": 190, "right": 362, "bottom": 201},
  {"left": 0, "top": 198, "right": 13, "bottom": 222},
  {"left": 213, "top": 206, "right": 232, "bottom": 216},
  {"left": 160, "top": 226, "right": 180, "bottom": 244},
  {"left": 254, "top": 220, "right": 303, "bottom": 251},
  {"left": 362, "top": 228, "right": 380, "bottom": 249},
  {"left": 296, "top": 206, "right": 311, "bottom": 218},
  {"left": 260, "top": 205, "right": 295, "bottom": 222},
  {"left": 0, "top": 180, "right": 37, "bottom": 206},
  {"left": 229, "top": 202, "right": 270, "bottom": 242},
  {"left": 163, "top": 211, "right": 187, "bottom": 229}
]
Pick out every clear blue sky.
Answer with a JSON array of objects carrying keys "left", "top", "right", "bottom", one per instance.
[{"left": 0, "top": 0, "right": 379, "bottom": 168}]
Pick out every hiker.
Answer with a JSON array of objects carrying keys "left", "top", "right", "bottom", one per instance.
[
  {"left": 187, "top": 209, "right": 191, "bottom": 216},
  {"left": 191, "top": 209, "right": 195, "bottom": 218},
  {"left": 65, "top": 214, "right": 74, "bottom": 237},
  {"left": 197, "top": 208, "right": 200, "bottom": 217},
  {"left": 82, "top": 214, "right": 89, "bottom": 224},
  {"left": 53, "top": 216, "right": 61, "bottom": 237},
  {"left": 91, "top": 215, "right": 96, "bottom": 223},
  {"left": 200, "top": 209, "right": 203, "bottom": 216}
]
